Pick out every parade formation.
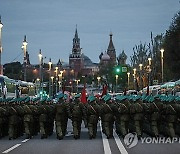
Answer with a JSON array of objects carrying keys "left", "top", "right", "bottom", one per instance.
[{"left": 0, "top": 93, "right": 180, "bottom": 141}]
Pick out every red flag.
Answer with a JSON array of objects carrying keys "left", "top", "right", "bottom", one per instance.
[
  {"left": 101, "top": 84, "right": 107, "bottom": 97},
  {"left": 81, "top": 87, "right": 87, "bottom": 104}
]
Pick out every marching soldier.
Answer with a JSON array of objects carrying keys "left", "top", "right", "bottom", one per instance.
[
  {"left": 86, "top": 95, "right": 100, "bottom": 139},
  {"left": 100, "top": 94, "right": 116, "bottom": 139},
  {"left": 55, "top": 93, "right": 70, "bottom": 140},
  {"left": 70, "top": 94, "right": 86, "bottom": 139},
  {"left": 115, "top": 95, "right": 130, "bottom": 137},
  {"left": 39, "top": 98, "right": 49, "bottom": 139},
  {"left": 129, "top": 96, "right": 144, "bottom": 138},
  {"left": 8, "top": 99, "right": 19, "bottom": 140},
  {"left": 23, "top": 97, "right": 36, "bottom": 139},
  {"left": 0, "top": 100, "right": 7, "bottom": 138}
]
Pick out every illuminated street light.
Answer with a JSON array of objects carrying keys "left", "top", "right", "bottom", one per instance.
[
  {"left": 75, "top": 79, "right": 80, "bottom": 93},
  {"left": 48, "top": 58, "right": 52, "bottom": 96},
  {"left": 51, "top": 76, "right": 54, "bottom": 96},
  {"left": 133, "top": 68, "right": 136, "bottom": 76},
  {"left": 148, "top": 57, "right": 152, "bottom": 66},
  {"left": 127, "top": 72, "right": 130, "bottom": 90},
  {"left": 22, "top": 35, "right": 28, "bottom": 81},
  {"left": 160, "top": 48, "right": 164, "bottom": 83},
  {"left": 48, "top": 58, "right": 52, "bottom": 71},
  {"left": 97, "top": 76, "right": 101, "bottom": 87},
  {"left": 55, "top": 67, "right": 59, "bottom": 94},
  {"left": 38, "top": 49, "right": 43, "bottom": 97},
  {"left": 0, "top": 16, "right": 3, "bottom": 75},
  {"left": 139, "top": 63, "right": 143, "bottom": 70},
  {"left": 139, "top": 64, "right": 143, "bottom": 89}
]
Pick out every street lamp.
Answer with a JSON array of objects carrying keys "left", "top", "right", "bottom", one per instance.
[
  {"left": 139, "top": 64, "right": 143, "bottom": 89},
  {"left": 0, "top": 16, "right": 3, "bottom": 75},
  {"left": 51, "top": 76, "right": 54, "bottom": 96},
  {"left": 58, "top": 71, "right": 63, "bottom": 91},
  {"left": 148, "top": 57, "right": 152, "bottom": 86},
  {"left": 75, "top": 79, "right": 80, "bottom": 93},
  {"left": 22, "top": 35, "right": 28, "bottom": 81},
  {"left": 55, "top": 67, "right": 58, "bottom": 94},
  {"left": 97, "top": 76, "right": 101, "bottom": 87},
  {"left": 133, "top": 68, "right": 137, "bottom": 90},
  {"left": 115, "top": 75, "right": 118, "bottom": 92},
  {"left": 48, "top": 58, "right": 52, "bottom": 96},
  {"left": 160, "top": 48, "right": 164, "bottom": 83},
  {"left": 127, "top": 72, "right": 130, "bottom": 90},
  {"left": 148, "top": 58, "right": 152, "bottom": 66},
  {"left": 139, "top": 63, "right": 143, "bottom": 70},
  {"left": 36, "top": 78, "right": 40, "bottom": 95},
  {"left": 38, "top": 49, "right": 43, "bottom": 97}
]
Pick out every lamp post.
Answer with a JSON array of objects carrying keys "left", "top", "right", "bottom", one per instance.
[
  {"left": 48, "top": 58, "right": 52, "bottom": 96},
  {"left": 97, "top": 76, "right": 101, "bottom": 88},
  {"left": 115, "top": 75, "right": 118, "bottom": 92},
  {"left": 36, "top": 78, "right": 40, "bottom": 95},
  {"left": 55, "top": 67, "right": 58, "bottom": 94},
  {"left": 75, "top": 79, "right": 80, "bottom": 93},
  {"left": 148, "top": 58, "right": 152, "bottom": 86},
  {"left": 139, "top": 64, "right": 143, "bottom": 89},
  {"left": 148, "top": 58, "right": 152, "bottom": 66},
  {"left": 22, "top": 35, "right": 28, "bottom": 81},
  {"left": 0, "top": 16, "right": 3, "bottom": 75},
  {"left": 160, "top": 48, "right": 164, "bottom": 83},
  {"left": 127, "top": 72, "right": 130, "bottom": 90},
  {"left": 51, "top": 76, "right": 54, "bottom": 96},
  {"left": 38, "top": 50, "right": 43, "bottom": 97},
  {"left": 58, "top": 70, "right": 63, "bottom": 91},
  {"left": 133, "top": 68, "right": 137, "bottom": 90}
]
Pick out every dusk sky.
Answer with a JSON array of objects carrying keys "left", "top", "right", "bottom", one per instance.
[{"left": 0, "top": 0, "right": 179, "bottom": 65}]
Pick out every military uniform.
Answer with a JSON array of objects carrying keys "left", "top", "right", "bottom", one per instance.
[
  {"left": 86, "top": 96, "right": 100, "bottom": 139},
  {"left": 115, "top": 96, "right": 130, "bottom": 137},
  {"left": 100, "top": 94, "right": 116, "bottom": 139},
  {"left": 8, "top": 100, "right": 19, "bottom": 140},
  {"left": 39, "top": 98, "right": 49, "bottom": 139},
  {"left": 129, "top": 96, "right": 144, "bottom": 138},
  {"left": 70, "top": 94, "right": 86, "bottom": 139},
  {"left": 55, "top": 94, "right": 70, "bottom": 140},
  {"left": 0, "top": 103, "right": 7, "bottom": 138}
]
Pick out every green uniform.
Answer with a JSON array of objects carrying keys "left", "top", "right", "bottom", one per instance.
[
  {"left": 86, "top": 96, "right": 100, "bottom": 139},
  {"left": 100, "top": 100, "right": 116, "bottom": 139},
  {"left": 39, "top": 103, "right": 48, "bottom": 139},
  {"left": 8, "top": 104, "right": 19, "bottom": 140},
  {"left": 0, "top": 106, "right": 7, "bottom": 138},
  {"left": 55, "top": 99, "right": 70, "bottom": 140},
  {"left": 115, "top": 99, "right": 130, "bottom": 137},
  {"left": 70, "top": 97, "right": 86, "bottom": 139},
  {"left": 23, "top": 104, "right": 34, "bottom": 138},
  {"left": 130, "top": 98, "right": 144, "bottom": 138}
]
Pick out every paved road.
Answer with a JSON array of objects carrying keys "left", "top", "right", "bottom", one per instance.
[{"left": 0, "top": 121, "right": 180, "bottom": 154}]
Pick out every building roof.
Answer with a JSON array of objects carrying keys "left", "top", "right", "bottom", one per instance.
[{"left": 101, "top": 52, "right": 110, "bottom": 60}]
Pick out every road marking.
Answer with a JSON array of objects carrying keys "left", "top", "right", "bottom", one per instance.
[
  {"left": 113, "top": 130, "right": 128, "bottom": 154},
  {"left": 65, "top": 131, "right": 73, "bottom": 137},
  {"left": 2, "top": 144, "right": 21, "bottom": 154},
  {"left": 22, "top": 139, "right": 29, "bottom": 143},
  {"left": 100, "top": 121, "right": 112, "bottom": 154}
]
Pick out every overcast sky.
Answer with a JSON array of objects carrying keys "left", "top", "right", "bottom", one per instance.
[{"left": 0, "top": 0, "right": 179, "bottom": 65}]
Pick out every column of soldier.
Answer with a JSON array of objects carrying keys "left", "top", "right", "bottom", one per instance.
[{"left": 0, "top": 93, "right": 180, "bottom": 140}]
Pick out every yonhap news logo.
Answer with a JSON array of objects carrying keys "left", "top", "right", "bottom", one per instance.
[
  {"left": 124, "top": 133, "right": 138, "bottom": 148},
  {"left": 124, "top": 133, "right": 180, "bottom": 149}
]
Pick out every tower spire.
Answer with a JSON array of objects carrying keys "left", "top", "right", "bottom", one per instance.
[
  {"left": 75, "top": 24, "right": 78, "bottom": 39},
  {"left": 24, "top": 35, "right": 26, "bottom": 42}
]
